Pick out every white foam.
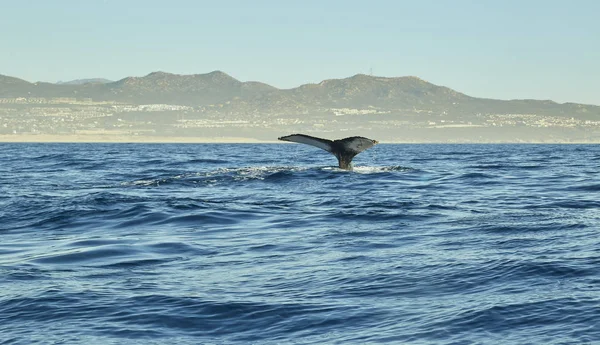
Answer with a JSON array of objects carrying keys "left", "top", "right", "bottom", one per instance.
[{"left": 352, "top": 166, "right": 413, "bottom": 174}]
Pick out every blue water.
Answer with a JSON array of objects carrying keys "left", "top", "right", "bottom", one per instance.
[{"left": 1, "top": 143, "right": 599, "bottom": 344}]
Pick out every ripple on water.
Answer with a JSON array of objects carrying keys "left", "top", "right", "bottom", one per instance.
[{"left": 1, "top": 143, "right": 600, "bottom": 344}]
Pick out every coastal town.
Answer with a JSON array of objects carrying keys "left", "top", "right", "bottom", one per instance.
[{"left": 1, "top": 96, "right": 599, "bottom": 142}]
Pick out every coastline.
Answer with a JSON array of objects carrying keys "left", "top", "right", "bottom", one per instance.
[
  {"left": 1, "top": 134, "right": 600, "bottom": 144},
  {"left": 0, "top": 134, "right": 276, "bottom": 144}
]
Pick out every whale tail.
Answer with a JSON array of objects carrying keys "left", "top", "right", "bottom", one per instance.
[{"left": 278, "top": 134, "right": 379, "bottom": 170}]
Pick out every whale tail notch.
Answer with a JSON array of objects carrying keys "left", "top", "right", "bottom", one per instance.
[{"left": 278, "top": 134, "right": 379, "bottom": 170}]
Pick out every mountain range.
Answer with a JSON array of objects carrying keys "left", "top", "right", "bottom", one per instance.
[{"left": 1, "top": 71, "right": 598, "bottom": 120}]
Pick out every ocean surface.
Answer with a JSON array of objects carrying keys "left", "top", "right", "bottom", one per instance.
[{"left": 1, "top": 142, "right": 599, "bottom": 344}]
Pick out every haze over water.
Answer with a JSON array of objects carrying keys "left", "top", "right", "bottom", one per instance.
[{"left": 1, "top": 143, "right": 599, "bottom": 344}]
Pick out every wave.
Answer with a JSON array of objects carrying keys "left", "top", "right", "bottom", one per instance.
[
  {"left": 118, "top": 165, "right": 415, "bottom": 187},
  {"left": 0, "top": 290, "right": 383, "bottom": 343},
  {"left": 3, "top": 143, "right": 600, "bottom": 344}
]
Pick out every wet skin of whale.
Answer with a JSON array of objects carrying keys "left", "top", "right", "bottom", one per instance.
[{"left": 278, "top": 134, "right": 379, "bottom": 170}]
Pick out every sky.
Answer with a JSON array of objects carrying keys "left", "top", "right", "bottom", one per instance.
[{"left": 1, "top": 0, "right": 599, "bottom": 105}]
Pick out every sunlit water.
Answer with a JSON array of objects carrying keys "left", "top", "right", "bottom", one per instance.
[{"left": 1, "top": 143, "right": 599, "bottom": 344}]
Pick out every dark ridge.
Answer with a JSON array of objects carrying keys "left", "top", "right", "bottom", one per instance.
[{"left": 0, "top": 72, "right": 598, "bottom": 119}]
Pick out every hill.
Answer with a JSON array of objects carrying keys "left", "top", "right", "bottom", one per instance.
[{"left": 1, "top": 71, "right": 597, "bottom": 118}]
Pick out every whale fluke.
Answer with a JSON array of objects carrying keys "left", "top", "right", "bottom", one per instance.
[{"left": 278, "top": 134, "right": 379, "bottom": 170}]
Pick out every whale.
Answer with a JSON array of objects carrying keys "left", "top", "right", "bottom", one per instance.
[{"left": 278, "top": 134, "right": 379, "bottom": 170}]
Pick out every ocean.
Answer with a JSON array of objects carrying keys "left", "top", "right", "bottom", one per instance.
[{"left": 1, "top": 142, "right": 599, "bottom": 344}]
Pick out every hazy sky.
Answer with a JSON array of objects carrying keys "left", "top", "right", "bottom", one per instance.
[{"left": 1, "top": 0, "right": 599, "bottom": 104}]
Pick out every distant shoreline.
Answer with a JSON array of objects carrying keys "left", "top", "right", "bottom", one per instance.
[
  {"left": 0, "top": 134, "right": 276, "bottom": 144},
  {"left": 1, "top": 134, "right": 600, "bottom": 144}
]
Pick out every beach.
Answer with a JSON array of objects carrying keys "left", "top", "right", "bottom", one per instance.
[{"left": 0, "top": 134, "right": 272, "bottom": 143}]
